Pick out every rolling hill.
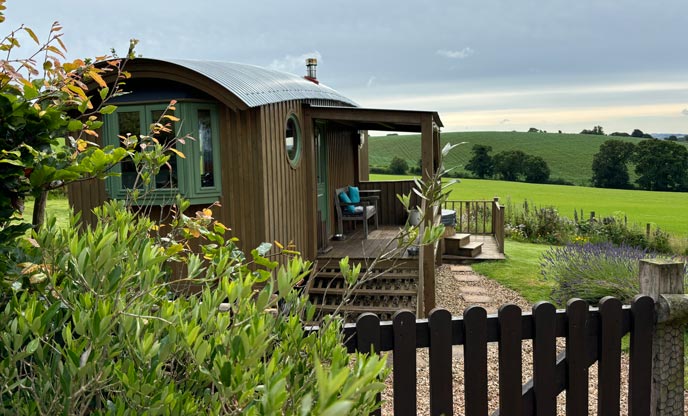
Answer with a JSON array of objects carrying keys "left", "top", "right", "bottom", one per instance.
[{"left": 368, "top": 131, "right": 688, "bottom": 186}]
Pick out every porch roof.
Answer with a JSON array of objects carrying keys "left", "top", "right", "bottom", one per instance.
[{"left": 305, "top": 105, "right": 443, "bottom": 132}]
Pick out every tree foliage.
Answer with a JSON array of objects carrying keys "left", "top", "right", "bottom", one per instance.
[
  {"left": 493, "top": 149, "right": 527, "bottom": 181},
  {"left": 523, "top": 155, "right": 550, "bottom": 183},
  {"left": 633, "top": 139, "right": 688, "bottom": 191},
  {"left": 0, "top": 4, "right": 137, "bottom": 276},
  {"left": 580, "top": 125, "right": 605, "bottom": 135},
  {"left": 388, "top": 156, "right": 409, "bottom": 175},
  {"left": 591, "top": 139, "right": 636, "bottom": 189},
  {"left": 465, "top": 144, "right": 494, "bottom": 178}
]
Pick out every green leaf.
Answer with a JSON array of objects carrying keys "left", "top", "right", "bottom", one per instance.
[
  {"left": 320, "top": 401, "right": 354, "bottom": 416},
  {"left": 99, "top": 87, "right": 110, "bottom": 100},
  {"left": 26, "top": 338, "right": 39, "bottom": 355},
  {"left": 23, "top": 83, "right": 38, "bottom": 100},
  {"left": 67, "top": 119, "right": 83, "bottom": 131},
  {"left": 100, "top": 105, "right": 117, "bottom": 115}
]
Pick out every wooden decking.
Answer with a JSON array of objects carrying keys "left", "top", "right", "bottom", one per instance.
[
  {"left": 317, "top": 227, "right": 505, "bottom": 262},
  {"left": 443, "top": 234, "right": 506, "bottom": 262},
  {"left": 317, "top": 226, "right": 411, "bottom": 261}
]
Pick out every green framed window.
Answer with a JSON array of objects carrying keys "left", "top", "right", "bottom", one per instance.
[
  {"left": 104, "top": 102, "right": 221, "bottom": 205},
  {"left": 285, "top": 114, "right": 302, "bottom": 167}
]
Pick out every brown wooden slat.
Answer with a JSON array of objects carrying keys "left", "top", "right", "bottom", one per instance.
[
  {"left": 629, "top": 295, "right": 654, "bottom": 416},
  {"left": 598, "top": 297, "right": 622, "bottom": 416},
  {"left": 356, "top": 313, "right": 382, "bottom": 416},
  {"left": 566, "top": 298, "right": 589, "bottom": 416},
  {"left": 429, "top": 308, "right": 453, "bottom": 416},
  {"left": 533, "top": 301, "right": 557, "bottom": 415},
  {"left": 393, "top": 310, "right": 417, "bottom": 416},
  {"left": 497, "top": 304, "right": 522, "bottom": 416},
  {"left": 464, "top": 306, "right": 488, "bottom": 416},
  {"left": 308, "top": 288, "right": 417, "bottom": 296}
]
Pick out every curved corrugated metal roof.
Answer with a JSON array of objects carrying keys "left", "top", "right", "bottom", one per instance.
[{"left": 157, "top": 58, "right": 358, "bottom": 108}]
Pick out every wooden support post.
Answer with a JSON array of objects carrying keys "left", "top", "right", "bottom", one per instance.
[
  {"left": 638, "top": 259, "right": 686, "bottom": 416},
  {"left": 419, "top": 114, "right": 435, "bottom": 318},
  {"left": 646, "top": 223, "right": 651, "bottom": 238}
]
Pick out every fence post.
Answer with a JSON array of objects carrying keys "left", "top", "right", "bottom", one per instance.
[{"left": 638, "top": 259, "right": 686, "bottom": 416}]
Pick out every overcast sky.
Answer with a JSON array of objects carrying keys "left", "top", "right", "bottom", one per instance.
[{"left": 5, "top": 0, "right": 688, "bottom": 133}]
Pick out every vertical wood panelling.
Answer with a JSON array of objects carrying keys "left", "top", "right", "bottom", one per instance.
[
  {"left": 259, "top": 101, "right": 311, "bottom": 261},
  {"left": 358, "top": 180, "right": 419, "bottom": 226},
  {"left": 325, "top": 127, "right": 357, "bottom": 236},
  {"left": 218, "top": 106, "right": 264, "bottom": 254}
]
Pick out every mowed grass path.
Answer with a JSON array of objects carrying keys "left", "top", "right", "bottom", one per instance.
[{"left": 371, "top": 174, "right": 688, "bottom": 237}]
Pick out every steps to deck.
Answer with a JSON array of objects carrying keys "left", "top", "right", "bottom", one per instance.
[
  {"left": 443, "top": 233, "right": 483, "bottom": 260},
  {"left": 306, "top": 259, "right": 418, "bottom": 322}
]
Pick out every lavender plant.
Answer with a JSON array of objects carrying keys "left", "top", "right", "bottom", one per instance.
[{"left": 540, "top": 242, "right": 678, "bottom": 305}]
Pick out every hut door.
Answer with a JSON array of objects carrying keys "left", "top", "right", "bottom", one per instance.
[{"left": 315, "top": 124, "right": 331, "bottom": 252}]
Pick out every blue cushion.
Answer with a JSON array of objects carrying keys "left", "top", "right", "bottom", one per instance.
[
  {"left": 339, "top": 191, "right": 355, "bottom": 214},
  {"left": 348, "top": 186, "right": 360, "bottom": 204}
]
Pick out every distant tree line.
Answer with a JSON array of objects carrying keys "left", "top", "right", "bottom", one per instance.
[
  {"left": 465, "top": 145, "right": 552, "bottom": 184},
  {"left": 592, "top": 139, "right": 688, "bottom": 191}
]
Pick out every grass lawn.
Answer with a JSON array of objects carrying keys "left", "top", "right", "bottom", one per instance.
[
  {"left": 370, "top": 174, "right": 688, "bottom": 238},
  {"left": 471, "top": 239, "right": 554, "bottom": 305},
  {"left": 23, "top": 196, "right": 71, "bottom": 230}
]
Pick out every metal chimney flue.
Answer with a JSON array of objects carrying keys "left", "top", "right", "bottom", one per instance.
[{"left": 305, "top": 58, "right": 319, "bottom": 84}]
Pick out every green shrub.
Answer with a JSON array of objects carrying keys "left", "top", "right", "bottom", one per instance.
[
  {"left": 388, "top": 156, "right": 409, "bottom": 175},
  {"left": 540, "top": 242, "right": 683, "bottom": 305},
  {"left": 0, "top": 202, "right": 387, "bottom": 414},
  {"left": 504, "top": 199, "right": 574, "bottom": 244}
]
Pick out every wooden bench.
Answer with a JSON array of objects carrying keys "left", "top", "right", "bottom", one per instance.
[{"left": 334, "top": 187, "right": 378, "bottom": 239}]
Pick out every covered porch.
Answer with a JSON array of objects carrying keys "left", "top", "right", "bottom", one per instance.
[{"left": 304, "top": 105, "right": 443, "bottom": 317}]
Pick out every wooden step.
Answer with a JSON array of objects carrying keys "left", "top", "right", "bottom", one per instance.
[
  {"left": 444, "top": 233, "right": 471, "bottom": 254},
  {"left": 314, "top": 304, "right": 414, "bottom": 314},
  {"left": 455, "top": 241, "right": 483, "bottom": 257},
  {"left": 313, "top": 271, "right": 419, "bottom": 280},
  {"left": 308, "top": 287, "right": 417, "bottom": 296}
]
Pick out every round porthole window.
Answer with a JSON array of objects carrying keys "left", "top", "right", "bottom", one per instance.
[{"left": 285, "top": 114, "right": 301, "bottom": 167}]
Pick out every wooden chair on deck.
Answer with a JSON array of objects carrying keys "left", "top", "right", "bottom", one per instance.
[{"left": 334, "top": 186, "right": 378, "bottom": 239}]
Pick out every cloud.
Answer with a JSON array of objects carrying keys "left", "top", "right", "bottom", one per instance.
[
  {"left": 500, "top": 119, "right": 510, "bottom": 124},
  {"left": 436, "top": 47, "right": 474, "bottom": 59},
  {"left": 366, "top": 76, "right": 376, "bottom": 87},
  {"left": 268, "top": 51, "right": 322, "bottom": 73},
  {"left": 682, "top": 108, "right": 688, "bottom": 116}
]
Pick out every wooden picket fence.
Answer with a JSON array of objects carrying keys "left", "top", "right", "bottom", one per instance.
[{"left": 340, "top": 296, "right": 655, "bottom": 416}]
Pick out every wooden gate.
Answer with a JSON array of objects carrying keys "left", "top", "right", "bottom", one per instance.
[{"left": 341, "top": 296, "right": 655, "bottom": 416}]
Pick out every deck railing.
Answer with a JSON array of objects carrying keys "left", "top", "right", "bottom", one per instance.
[{"left": 443, "top": 197, "right": 504, "bottom": 253}]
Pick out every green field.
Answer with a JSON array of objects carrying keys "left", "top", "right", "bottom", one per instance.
[
  {"left": 369, "top": 131, "right": 688, "bottom": 186},
  {"left": 371, "top": 174, "right": 688, "bottom": 237}
]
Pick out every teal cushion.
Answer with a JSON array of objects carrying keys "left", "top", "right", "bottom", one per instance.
[
  {"left": 348, "top": 186, "right": 360, "bottom": 204},
  {"left": 339, "top": 191, "right": 355, "bottom": 214}
]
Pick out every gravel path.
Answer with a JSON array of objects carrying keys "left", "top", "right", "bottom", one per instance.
[{"left": 379, "top": 264, "right": 688, "bottom": 415}]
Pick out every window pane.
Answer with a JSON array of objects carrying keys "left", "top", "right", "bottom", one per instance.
[
  {"left": 118, "top": 111, "right": 141, "bottom": 189},
  {"left": 151, "top": 109, "right": 177, "bottom": 189},
  {"left": 198, "top": 109, "right": 214, "bottom": 187},
  {"left": 285, "top": 116, "right": 300, "bottom": 164}
]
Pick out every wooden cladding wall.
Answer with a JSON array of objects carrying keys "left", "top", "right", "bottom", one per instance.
[
  {"left": 217, "top": 106, "right": 264, "bottom": 254},
  {"left": 259, "top": 101, "right": 311, "bottom": 260},
  {"left": 325, "top": 127, "right": 358, "bottom": 236},
  {"left": 358, "top": 180, "right": 418, "bottom": 226},
  {"left": 68, "top": 177, "right": 108, "bottom": 227}
]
